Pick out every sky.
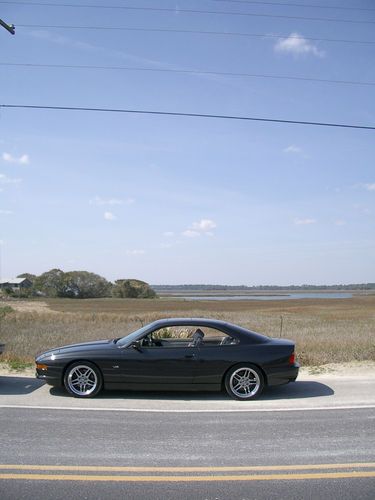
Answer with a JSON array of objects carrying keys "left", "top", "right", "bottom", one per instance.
[{"left": 0, "top": 0, "right": 374, "bottom": 286}]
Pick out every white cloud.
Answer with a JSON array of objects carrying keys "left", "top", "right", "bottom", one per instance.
[
  {"left": 0, "top": 173, "right": 22, "bottom": 184},
  {"left": 182, "top": 218, "right": 217, "bottom": 238},
  {"left": 362, "top": 183, "right": 375, "bottom": 191},
  {"left": 104, "top": 211, "right": 117, "bottom": 221},
  {"left": 2, "top": 152, "right": 30, "bottom": 165},
  {"left": 274, "top": 33, "right": 324, "bottom": 58},
  {"left": 283, "top": 145, "right": 302, "bottom": 154},
  {"left": 294, "top": 218, "right": 317, "bottom": 225},
  {"left": 163, "top": 231, "right": 174, "bottom": 237},
  {"left": 191, "top": 219, "right": 217, "bottom": 232},
  {"left": 126, "top": 249, "right": 146, "bottom": 256},
  {"left": 90, "top": 196, "right": 134, "bottom": 206},
  {"left": 182, "top": 230, "right": 200, "bottom": 238},
  {"left": 0, "top": 209, "right": 13, "bottom": 215}
]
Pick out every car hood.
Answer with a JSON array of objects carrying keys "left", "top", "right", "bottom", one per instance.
[{"left": 37, "top": 339, "right": 113, "bottom": 358}]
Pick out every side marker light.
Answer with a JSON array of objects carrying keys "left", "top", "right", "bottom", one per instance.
[{"left": 36, "top": 363, "right": 48, "bottom": 371}]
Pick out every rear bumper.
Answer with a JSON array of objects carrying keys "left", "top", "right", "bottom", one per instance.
[{"left": 266, "top": 363, "right": 300, "bottom": 386}]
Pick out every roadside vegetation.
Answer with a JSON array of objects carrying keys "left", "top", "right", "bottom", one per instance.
[{"left": 0, "top": 296, "right": 374, "bottom": 367}]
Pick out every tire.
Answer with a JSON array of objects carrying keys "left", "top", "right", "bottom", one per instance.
[
  {"left": 64, "top": 361, "right": 103, "bottom": 398},
  {"left": 224, "top": 364, "right": 264, "bottom": 400}
]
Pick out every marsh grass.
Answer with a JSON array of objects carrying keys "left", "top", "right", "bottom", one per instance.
[{"left": 0, "top": 296, "right": 374, "bottom": 365}]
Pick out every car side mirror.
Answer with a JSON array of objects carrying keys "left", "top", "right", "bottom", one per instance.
[{"left": 131, "top": 340, "right": 142, "bottom": 352}]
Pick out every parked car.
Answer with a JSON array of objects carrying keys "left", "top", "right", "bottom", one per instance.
[
  {"left": 0, "top": 343, "right": 4, "bottom": 356},
  {"left": 35, "top": 317, "right": 299, "bottom": 400}
]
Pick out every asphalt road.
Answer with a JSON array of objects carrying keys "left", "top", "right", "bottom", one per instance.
[
  {"left": 0, "top": 373, "right": 374, "bottom": 499},
  {"left": 1, "top": 407, "right": 374, "bottom": 499}
]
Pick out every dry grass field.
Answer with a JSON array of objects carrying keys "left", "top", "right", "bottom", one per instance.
[{"left": 0, "top": 295, "right": 374, "bottom": 366}]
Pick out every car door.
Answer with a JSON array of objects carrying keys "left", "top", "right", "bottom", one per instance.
[
  {"left": 193, "top": 334, "right": 242, "bottom": 386},
  {"left": 118, "top": 342, "right": 199, "bottom": 387}
]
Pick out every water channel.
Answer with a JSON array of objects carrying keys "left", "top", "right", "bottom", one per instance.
[{"left": 177, "top": 293, "right": 353, "bottom": 301}]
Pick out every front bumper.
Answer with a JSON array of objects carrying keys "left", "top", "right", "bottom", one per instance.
[{"left": 35, "top": 365, "right": 63, "bottom": 387}]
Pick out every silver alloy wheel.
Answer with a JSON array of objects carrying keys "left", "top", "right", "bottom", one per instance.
[
  {"left": 67, "top": 364, "right": 98, "bottom": 397},
  {"left": 229, "top": 367, "right": 260, "bottom": 398}
]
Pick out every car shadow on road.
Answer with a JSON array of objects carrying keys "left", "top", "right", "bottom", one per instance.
[
  {"left": 49, "top": 380, "right": 333, "bottom": 401},
  {"left": 262, "top": 381, "right": 334, "bottom": 400},
  {"left": 0, "top": 375, "right": 45, "bottom": 395},
  {"left": 50, "top": 386, "right": 231, "bottom": 401}
]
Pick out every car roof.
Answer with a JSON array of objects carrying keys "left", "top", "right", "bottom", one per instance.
[{"left": 149, "top": 317, "right": 230, "bottom": 327}]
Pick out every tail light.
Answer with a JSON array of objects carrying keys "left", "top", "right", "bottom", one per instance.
[{"left": 288, "top": 352, "right": 296, "bottom": 365}]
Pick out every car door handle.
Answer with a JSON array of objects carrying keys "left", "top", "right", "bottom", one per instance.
[{"left": 184, "top": 354, "right": 196, "bottom": 359}]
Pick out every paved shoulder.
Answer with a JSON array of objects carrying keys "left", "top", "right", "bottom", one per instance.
[{"left": 0, "top": 370, "right": 374, "bottom": 412}]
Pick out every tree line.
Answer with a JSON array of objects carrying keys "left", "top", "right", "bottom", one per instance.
[{"left": 12, "top": 269, "right": 157, "bottom": 299}]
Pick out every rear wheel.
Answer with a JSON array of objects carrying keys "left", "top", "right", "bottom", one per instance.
[
  {"left": 64, "top": 361, "right": 102, "bottom": 398},
  {"left": 224, "top": 364, "right": 264, "bottom": 400}
]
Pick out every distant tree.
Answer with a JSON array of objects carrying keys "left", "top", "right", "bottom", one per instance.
[
  {"left": 33, "top": 269, "right": 112, "bottom": 298},
  {"left": 62, "top": 271, "right": 112, "bottom": 299},
  {"left": 33, "top": 269, "right": 66, "bottom": 297},
  {"left": 16, "top": 273, "right": 37, "bottom": 283},
  {"left": 112, "top": 279, "right": 157, "bottom": 299}
]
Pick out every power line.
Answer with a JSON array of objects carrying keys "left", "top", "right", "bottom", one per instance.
[
  {"left": 211, "top": 0, "right": 375, "bottom": 12},
  {"left": 2, "top": 62, "right": 374, "bottom": 88},
  {"left": 3, "top": 0, "right": 373, "bottom": 12},
  {"left": 17, "top": 25, "right": 375, "bottom": 46},
  {"left": 1, "top": 104, "right": 374, "bottom": 131},
  {"left": 4, "top": 1, "right": 375, "bottom": 25}
]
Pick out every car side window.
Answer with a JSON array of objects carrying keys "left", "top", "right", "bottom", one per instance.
[
  {"left": 196, "top": 327, "right": 239, "bottom": 347},
  {"left": 141, "top": 327, "right": 193, "bottom": 348},
  {"left": 140, "top": 326, "right": 239, "bottom": 348}
]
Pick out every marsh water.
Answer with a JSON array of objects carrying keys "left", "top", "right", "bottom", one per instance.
[{"left": 178, "top": 293, "right": 353, "bottom": 301}]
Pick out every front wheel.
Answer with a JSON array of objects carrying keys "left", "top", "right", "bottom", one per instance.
[
  {"left": 224, "top": 364, "right": 264, "bottom": 400},
  {"left": 64, "top": 361, "right": 102, "bottom": 398}
]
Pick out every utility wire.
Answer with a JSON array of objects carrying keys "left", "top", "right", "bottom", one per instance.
[
  {"left": 4, "top": 0, "right": 372, "bottom": 12},
  {"left": 17, "top": 25, "right": 375, "bottom": 46},
  {"left": 2, "top": 62, "right": 374, "bottom": 88},
  {"left": 4, "top": 2, "right": 375, "bottom": 25},
  {"left": 1, "top": 104, "right": 374, "bottom": 131},
  {"left": 211, "top": 0, "right": 375, "bottom": 12}
]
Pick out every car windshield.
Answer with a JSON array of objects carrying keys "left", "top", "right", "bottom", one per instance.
[{"left": 116, "top": 324, "right": 150, "bottom": 347}]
